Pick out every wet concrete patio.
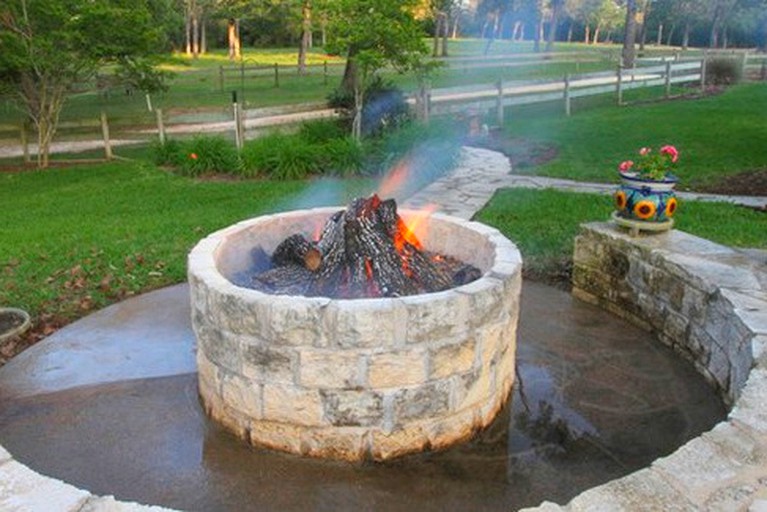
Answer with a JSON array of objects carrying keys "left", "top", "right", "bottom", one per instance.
[{"left": 0, "top": 281, "right": 724, "bottom": 511}]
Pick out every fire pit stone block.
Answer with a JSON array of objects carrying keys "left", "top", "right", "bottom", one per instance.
[{"left": 189, "top": 207, "right": 522, "bottom": 461}]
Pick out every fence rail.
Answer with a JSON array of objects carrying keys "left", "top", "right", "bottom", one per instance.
[
  {"left": 415, "top": 59, "right": 705, "bottom": 122},
  {"left": 3, "top": 51, "right": 767, "bottom": 163}
]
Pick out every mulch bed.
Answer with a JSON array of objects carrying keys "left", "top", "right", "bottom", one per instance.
[{"left": 699, "top": 169, "right": 767, "bottom": 198}]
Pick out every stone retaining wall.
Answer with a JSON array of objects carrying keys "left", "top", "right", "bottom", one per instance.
[
  {"left": 189, "top": 208, "right": 522, "bottom": 461},
  {"left": 522, "top": 222, "right": 767, "bottom": 511}
]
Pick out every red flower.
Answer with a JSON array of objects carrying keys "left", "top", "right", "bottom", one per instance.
[
  {"left": 660, "top": 145, "right": 678, "bottom": 163},
  {"left": 639, "top": 147, "right": 651, "bottom": 156},
  {"left": 618, "top": 160, "right": 634, "bottom": 172},
  {"left": 190, "top": 153, "right": 198, "bottom": 160}
]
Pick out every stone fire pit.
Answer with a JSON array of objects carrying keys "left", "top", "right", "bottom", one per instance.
[{"left": 188, "top": 207, "right": 522, "bottom": 461}]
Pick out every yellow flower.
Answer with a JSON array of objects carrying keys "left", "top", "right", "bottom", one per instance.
[
  {"left": 665, "top": 197, "right": 678, "bottom": 218},
  {"left": 634, "top": 200, "right": 656, "bottom": 220},
  {"left": 614, "top": 190, "right": 627, "bottom": 210}
]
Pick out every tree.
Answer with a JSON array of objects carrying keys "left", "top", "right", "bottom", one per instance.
[
  {"left": 622, "top": 0, "right": 637, "bottom": 67},
  {"left": 0, "top": 0, "right": 171, "bottom": 168},
  {"left": 546, "top": 0, "right": 565, "bottom": 51},
  {"left": 298, "top": 0, "right": 312, "bottom": 74},
  {"left": 325, "top": 0, "right": 429, "bottom": 139}
]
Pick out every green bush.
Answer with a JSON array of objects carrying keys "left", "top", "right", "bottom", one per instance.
[
  {"left": 240, "top": 133, "right": 322, "bottom": 180},
  {"left": 178, "top": 136, "right": 240, "bottom": 176},
  {"left": 150, "top": 139, "right": 183, "bottom": 166},
  {"left": 298, "top": 118, "right": 347, "bottom": 144},
  {"left": 321, "top": 137, "right": 364, "bottom": 177},
  {"left": 706, "top": 57, "right": 742, "bottom": 86},
  {"left": 328, "top": 76, "right": 411, "bottom": 137}
]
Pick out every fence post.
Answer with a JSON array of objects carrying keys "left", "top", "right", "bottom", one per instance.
[
  {"left": 741, "top": 51, "right": 749, "bottom": 78},
  {"left": 156, "top": 108, "right": 165, "bottom": 145},
  {"left": 324, "top": 61, "right": 328, "bottom": 85},
  {"left": 232, "top": 91, "right": 243, "bottom": 150},
  {"left": 700, "top": 52, "right": 708, "bottom": 92},
  {"left": 219, "top": 65, "right": 224, "bottom": 92},
  {"left": 616, "top": 65, "right": 624, "bottom": 105},
  {"left": 495, "top": 79, "right": 504, "bottom": 127},
  {"left": 20, "top": 123, "right": 30, "bottom": 164},
  {"left": 564, "top": 74, "right": 571, "bottom": 117},
  {"left": 274, "top": 63, "right": 280, "bottom": 88},
  {"left": 664, "top": 60, "right": 672, "bottom": 98},
  {"left": 100, "top": 111, "right": 113, "bottom": 160}
]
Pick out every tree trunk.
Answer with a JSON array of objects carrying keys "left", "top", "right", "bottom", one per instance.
[
  {"left": 201, "top": 16, "right": 207, "bottom": 54},
  {"left": 638, "top": 0, "right": 650, "bottom": 51},
  {"left": 682, "top": 22, "right": 690, "bottom": 50},
  {"left": 622, "top": 0, "right": 637, "bottom": 68},
  {"left": 441, "top": 12, "right": 449, "bottom": 56},
  {"left": 341, "top": 46, "right": 358, "bottom": 93},
  {"left": 534, "top": 14, "right": 544, "bottom": 52},
  {"left": 666, "top": 24, "right": 676, "bottom": 46},
  {"left": 494, "top": 9, "right": 503, "bottom": 39},
  {"left": 512, "top": 21, "right": 522, "bottom": 41},
  {"left": 593, "top": 24, "right": 601, "bottom": 44},
  {"left": 545, "top": 1, "right": 561, "bottom": 52},
  {"left": 432, "top": 13, "right": 442, "bottom": 56},
  {"left": 722, "top": 29, "right": 728, "bottom": 49},
  {"left": 584, "top": 24, "right": 590, "bottom": 44},
  {"left": 567, "top": 22, "right": 573, "bottom": 43},
  {"left": 481, "top": 16, "right": 491, "bottom": 39},
  {"left": 192, "top": 13, "right": 199, "bottom": 58},
  {"left": 320, "top": 12, "right": 327, "bottom": 47},
  {"left": 352, "top": 80, "right": 363, "bottom": 140},
  {"left": 185, "top": 11, "right": 192, "bottom": 55},
  {"left": 451, "top": 14, "right": 459, "bottom": 38},
  {"left": 228, "top": 18, "right": 241, "bottom": 61},
  {"left": 657, "top": 23, "right": 663, "bottom": 46},
  {"left": 25, "top": 79, "right": 65, "bottom": 169},
  {"left": 298, "top": 0, "right": 311, "bottom": 75},
  {"left": 710, "top": 1, "right": 724, "bottom": 48}
]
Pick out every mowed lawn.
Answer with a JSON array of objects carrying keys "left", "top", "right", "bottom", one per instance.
[{"left": 504, "top": 83, "right": 767, "bottom": 189}]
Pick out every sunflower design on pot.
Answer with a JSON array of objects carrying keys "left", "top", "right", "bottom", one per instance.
[{"left": 613, "top": 145, "right": 680, "bottom": 226}]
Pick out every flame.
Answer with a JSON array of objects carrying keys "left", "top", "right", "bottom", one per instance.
[
  {"left": 364, "top": 258, "right": 373, "bottom": 279},
  {"left": 395, "top": 204, "right": 437, "bottom": 252},
  {"left": 311, "top": 219, "right": 324, "bottom": 242},
  {"left": 377, "top": 158, "right": 410, "bottom": 198}
]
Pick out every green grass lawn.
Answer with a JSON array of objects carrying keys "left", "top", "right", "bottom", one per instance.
[
  {"left": 0, "top": 161, "right": 372, "bottom": 334},
  {"left": 0, "top": 40, "right": 625, "bottom": 131},
  {"left": 502, "top": 83, "right": 767, "bottom": 189},
  {"left": 476, "top": 188, "right": 766, "bottom": 276}
]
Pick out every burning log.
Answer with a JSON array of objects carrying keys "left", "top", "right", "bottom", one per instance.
[
  {"left": 251, "top": 194, "right": 480, "bottom": 299},
  {"left": 272, "top": 234, "right": 322, "bottom": 271},
  {"left": 252, "top": 265, "right": 314, "bottom": 295}
]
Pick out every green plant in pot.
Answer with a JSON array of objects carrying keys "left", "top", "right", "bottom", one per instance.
[{"left": 613, "top": 145, "right": 680, "bottom": 233}]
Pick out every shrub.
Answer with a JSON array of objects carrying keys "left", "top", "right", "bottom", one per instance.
[
  {"left": 298, "top": 118, "right": 347, "bottom": 144},
  {"left": 150, "top": 139, "right": 183, "bottom": 166},
  {"left": 706, "top": 57, "right": 742, "bottom": 86},
  {"left": 241, "top": 133, "right": 322, "bottom": 180},
  {"left": 179, "top": 136, "right": 240, "bottom": 176},
  {"left": 321, "top": 137, "right": 365, "bottom": 177},
  {"left": 328, "top": 76, "right": 411, "bottom": 137}
]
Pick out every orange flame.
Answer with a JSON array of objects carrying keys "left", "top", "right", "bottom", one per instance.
[
  {"left": 377, "top": 158, "right": 410, "bottom": 198},
  {"left": 395, "top": 204, "right": 437, "bottom": 253},
  {"left": 364, "top": 258, "right": 373, "bottom": 279}
]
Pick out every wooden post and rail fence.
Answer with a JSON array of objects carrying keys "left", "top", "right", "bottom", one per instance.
[{"left": 9, "top": 50, "right": 766, "bottom": 163}]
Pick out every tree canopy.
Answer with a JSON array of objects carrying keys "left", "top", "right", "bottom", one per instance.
[{"left": 0, "top": 0, "right": 175, "bottom": 167}]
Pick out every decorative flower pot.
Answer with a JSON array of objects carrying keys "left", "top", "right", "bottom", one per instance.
[
  {"left": 0, "top": 308, "right": 31, "bottom": 344},
  {"left": 613, "top": 173, "right": 678, "bottom": 234}
]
